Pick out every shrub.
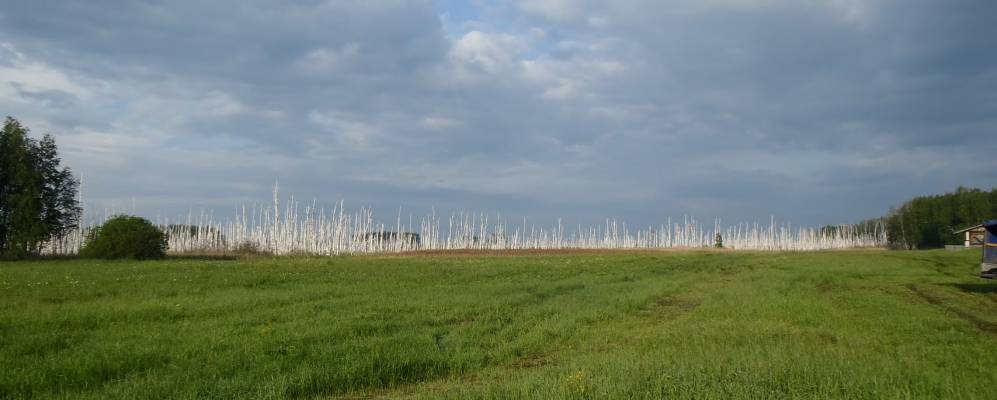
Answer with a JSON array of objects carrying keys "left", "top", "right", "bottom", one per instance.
[
  {"left": 232, "top": 241, "right": 270, "bottom": 257},
  {"left": 81, "top": 215, "right": 167, "bottom": 259}
]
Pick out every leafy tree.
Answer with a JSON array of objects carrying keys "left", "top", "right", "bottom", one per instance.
[
  {"left": 0, "top": 117, "right": 80, "bottom": 258},
  {"left": 33, "top": 135, "right": 81, "bottom": 239},
  {"left": 884, "top": 186, "right": 996, "bottom": 249},
  {"left": 81, "top": 215, "right": 167, "bottom": 259}
]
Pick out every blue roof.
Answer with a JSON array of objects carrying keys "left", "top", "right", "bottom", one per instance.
[{"left": 985, "top": 220, "right": 997, "bottom": 228}]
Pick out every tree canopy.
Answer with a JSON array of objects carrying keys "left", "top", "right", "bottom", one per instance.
[
  {"left": 885, "top": 187, "right": 997, "bottom": 249},
  {"left": 81, "top": 215, "right": 167, "bottom": 260},
  {"left": 0, "top": 117, "right": 81, "bottom": 258}
]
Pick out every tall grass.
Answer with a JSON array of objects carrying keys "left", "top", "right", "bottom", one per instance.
[{"left": 42, "top": 185, "right": 887, "bottom": 256}]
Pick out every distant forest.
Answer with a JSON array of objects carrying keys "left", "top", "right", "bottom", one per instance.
[{"left": 880, "top": 187, "right": 997, "bottom": 249}]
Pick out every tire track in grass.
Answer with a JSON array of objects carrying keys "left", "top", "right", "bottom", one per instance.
[
  {"left": 633, "top": 261, "right": 750, "bottom": 323},
  {"left": 946, "top": 283, "right": 997, "bottom": 305},
  {"left": 341, "top": 259, "right": 744, "bottom": 399},
  {"left": 905, "top": 284, "right": 997, "bottom": 335}
]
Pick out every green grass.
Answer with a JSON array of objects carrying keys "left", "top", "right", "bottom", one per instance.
[{"left": 1, "top": 250, "right": 995, "bottom": 399}]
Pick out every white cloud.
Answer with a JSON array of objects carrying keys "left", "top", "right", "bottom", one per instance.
[
  {"left": 308, "top": 111, "right": 379, "bottom": 148},
  {"left": 450, "top": 31, "right": 527, "bottom": 80},
  {"left": 522, "top": 53, "right": 626, "bottom": 102},
  {"left": 421, "top": 116, "right": 463, "bottom": 130},
  {"left": 296, "top": 43, "right": 360, "bottom": 74},
  {"left": 201, "top": 91, "right": 244, "bottom": 116},
  {"left": 0, "top": 42, "right": 89, "bottom": 101},
  {"left": 542, "top": 81, "right": 577, "bottom": 101}
]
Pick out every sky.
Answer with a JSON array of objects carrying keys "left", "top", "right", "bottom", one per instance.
[{"left": 1, "top": 0, "right": 995, "bottom": 227}]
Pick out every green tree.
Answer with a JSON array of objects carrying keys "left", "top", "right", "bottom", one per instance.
[
  {"left": 32, "top": 134, "right": 81, "bottom": 240},
  {"left": 81, "top": 215, "right": 167, "bottom": 259},
  {"left": 884, "top": 186, "right": 996, "bottom": 249},
  {"left": 0, "top": 117, "right": 80, "bottom": 258}
]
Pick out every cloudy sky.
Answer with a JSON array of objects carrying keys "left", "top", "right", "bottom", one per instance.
[{"left": 1, "top": 0, "right": 994, "bottom": 227}]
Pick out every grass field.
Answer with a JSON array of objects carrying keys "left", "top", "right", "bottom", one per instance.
[{"left": 1, "top": 249, "right": 995, "bottom": 399}]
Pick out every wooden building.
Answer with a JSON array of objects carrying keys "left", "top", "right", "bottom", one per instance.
[
  {"left": 953, "top": 223, "right": 987, "bottom": 247},
  {"left": 982, "top": 220, "right": 997, "bottom": 279}
]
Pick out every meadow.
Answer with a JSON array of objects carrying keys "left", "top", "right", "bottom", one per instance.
[{"left": 1, "top": 249, "right": 995, "bottom": 399}]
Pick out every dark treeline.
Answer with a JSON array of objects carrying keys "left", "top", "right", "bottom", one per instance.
[
  {"left": 820, "top": 218, "right": 886, "bottom": 238},
  {"left": 884, "top": 187, "right": 997, "bottom": 249}
]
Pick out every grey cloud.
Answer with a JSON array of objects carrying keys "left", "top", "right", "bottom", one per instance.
[{"left": 1, "top": 0, "right": 994, "bottom": 226}]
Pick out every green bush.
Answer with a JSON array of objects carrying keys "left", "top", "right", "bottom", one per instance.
[{"left": 81, "top": 215, "right": 167, "bottom": 259}]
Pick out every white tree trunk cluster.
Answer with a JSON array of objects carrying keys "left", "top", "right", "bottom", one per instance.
[{"left": 41, "top": 188, "right": 888, "bottom": 256}]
